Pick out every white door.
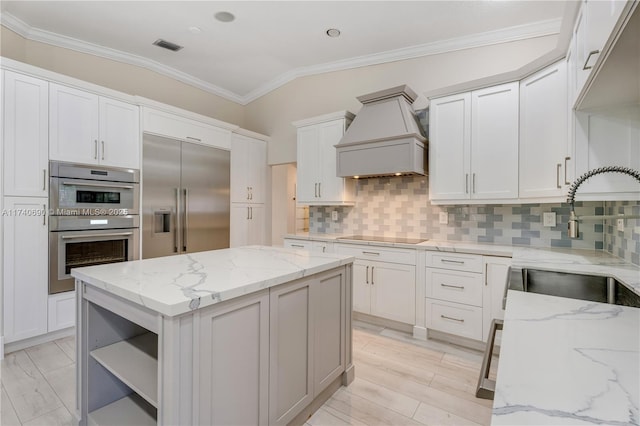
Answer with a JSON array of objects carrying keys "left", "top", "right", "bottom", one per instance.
[
  {"left": 230, "top": 204, "right": 249, "bottom": 248},
  {"left": 247, "top": 204, "right": 265, "bottom": 246},
  {"left": 429, "top": 93, "right": 471, "bottom": 201},
  {"left": 352, "top": 261, "right": 371, "bottom": 314},
  {"left": 317, "top": 120, "right": 344, "bottom": 203},
  {"left": 482, "top": 257, "right": 511, "bottom": 342},
  {"left": 471, "top": 82, "right": 519, "bottom": 200},
  {"left": 99, "top": 97, "right": 140, "bottom": 169},
  {"left": 247, "top": 137, "right": 267, "bottom": 204},
  {"left": 231, "top": 134, "right": 252, "bottom": 203},
  {"left": 3, "top": 197, "right": 49, "bottom": 343},
  {"left": 520, "top": 61, "right": 569, "bottom": 199},
  {"left": 370, "top": 262, "right": 416, "bottom": 324},
  {"left": 3, "top": 71, "right": 49, "bottom": 197},
  {"left": 296, "top": 126, "right": 320, "bottom": 203},
  {"left": 49, "top": 83, "right": 99, "bottom": 164}
]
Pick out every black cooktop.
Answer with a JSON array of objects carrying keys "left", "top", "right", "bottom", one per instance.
[{"left": 337, "top": 235, "right": 427, "bottom": 244}]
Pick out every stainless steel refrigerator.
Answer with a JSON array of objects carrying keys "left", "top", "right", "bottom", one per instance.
[{"left": 142, "top": 134, "right": 230, "bottom": 259}]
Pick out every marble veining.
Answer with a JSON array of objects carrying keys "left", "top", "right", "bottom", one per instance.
[
  {"left": 71, "top": 246, "right": 354, "bottom": 317},
  {"left": 492, "top": 291, "right": 639, "bottom": 425}
]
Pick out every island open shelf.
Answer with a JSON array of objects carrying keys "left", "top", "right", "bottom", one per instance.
[{"left": 88, "top": 393, "right": 156, "bottom": 426}]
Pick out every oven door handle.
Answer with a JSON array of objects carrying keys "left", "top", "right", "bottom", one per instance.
[
  {"left": 61, "top": 181, "right": 134, "bottom": 190},
  {"left": 61, "top": 232, "right": 134, "bottom": 240}
]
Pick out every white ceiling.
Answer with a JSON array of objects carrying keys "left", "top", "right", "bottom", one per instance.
[{"left": 1, "top": 1, "right": 570, "bottom": 104}]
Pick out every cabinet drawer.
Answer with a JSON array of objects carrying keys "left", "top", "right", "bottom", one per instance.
[
  {"left": 426, "top": 269, "right": 483, "bottom": 307},
  {"left": 426, "top": 299, "right": 483, "bottom": 341},
  {"left": 311, "top": 241, "right": 333, "bottom": 253},
  {"left": 283, "top": 239, "right": 312, "bottom": 250},
  {"left": 426, "top": 252, "right": 483, "bottom": 273},
  {"left": 336, "top": 244, "right": 416, "bottom": 265}
]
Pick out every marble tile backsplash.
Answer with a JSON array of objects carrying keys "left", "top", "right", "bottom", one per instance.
[{"left": 308, "top": 175, "right": 639, "bottom": 264}]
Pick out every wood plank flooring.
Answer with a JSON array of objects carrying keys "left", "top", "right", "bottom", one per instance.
[{"left": 1, "top": 323, "right": 496, "bottom": 425}]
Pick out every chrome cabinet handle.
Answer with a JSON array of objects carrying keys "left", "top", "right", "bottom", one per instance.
[
  {"left": 441, "top": 315, "right": 464, "bottom": 323},
  {"left": 441, "top": 283, "right": 465, "bottom": 290},
  {"left": 366, "top": 266, "right": 369, "bottom": 284},
  {"left": 556, "top": 163, "right": 562, "bottom": 189},
  {"left": 101, "top": 141, "right": 105, "bottom": 160},
  {"left": 62, "top": 232, "right": 133, "bottom": 239},
  {"left": 472, "top": 173, "right": 476, "bottom": 194},
  {"left": 94, "top": 140, "right": 98, "bottom": 160},
  {"left": 371, "top": 266, "right": 374, "bottom": 285},
  {"left": 291, "top": 244, "right": 304, "bottom": 248},
  {"left": 362, "top": 251, "right": 380, "bottom": 256},
  {"left": 186, "top": 136, "right": 201, "bottom": 142},
  {"left": 183, "top": 188, "right": 188, "bottom": 251},
  {"left": 43, "top": 204, "right": 47, "bottom": 226},
  {"left": 322, "top": 246, "right": 326, "bottom": 253},
  {"left": 174, "top": 188, "right": 179, "bottom": 253},
  {"left": 247, "top": 206, "right": 250, "bottom": 220},
  {"left": 314, "top": 183, "right": 318, "bottom": 198},
  {"left": 441, "top": 259, "right": 464, "bottom": 265},
  {"left": 318, "top": 182, "right": 321, "bottom": 198},
  {"left": 250, "top": 206, "right": 253, "bottom": 220},
  {"left": 564, "top": 157, "right": 571, "bottom": 185},
  {"left": 247, "top": 187, "right": 250, "bottom": 200},
  {"left": 250, "top": 187, "right": 253, "bottom": 200},
  {"left": 465, "top": 174, "right": 469, "bottom": 194},
  {"left": 42, "top": 169, "right": 47, "bottom": 191},
  {"left": 583, "top": 50, "right": 600, "bottom": 70}
]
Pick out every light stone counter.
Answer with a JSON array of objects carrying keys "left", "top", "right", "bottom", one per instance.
[
  {"left": 492, "top": 290, "right": 639, "bottom": 425},
  {"left": 71, "top": 245, "right": 354, "bottom": 317}
]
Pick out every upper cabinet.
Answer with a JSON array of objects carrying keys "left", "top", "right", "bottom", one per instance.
[
  {"left": 429, "top": 82, "right": 519, "bottom": 203},
  {"left": 3, "top": 71, "right": 49, "bottom": 197},
  {"left": 49, "top": 83, "right": 140, "bottom": 169},
  {"left": 231, "top": 133, "right": 267, "bottom": 204},
  {"left": 142, "top": 107, "right": 232, "bottom": 150},
  {"left": 519, "top": 61, "right": 570, "bottom": 199},
  {"left": 294, "top": 112, "right": 355, "bottom": 206}
]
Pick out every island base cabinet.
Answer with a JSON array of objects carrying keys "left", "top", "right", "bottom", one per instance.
[{"left": 198, "top": 291, "right": 269, "bottom": 426}]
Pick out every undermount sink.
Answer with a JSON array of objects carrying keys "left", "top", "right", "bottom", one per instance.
[{"left": 508, "top": 268, "right": 640, "bottom": 308}]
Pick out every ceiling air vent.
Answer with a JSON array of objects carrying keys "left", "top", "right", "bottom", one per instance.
[{"left": 152, "top": 39, "right": 183, "bottom": 52}]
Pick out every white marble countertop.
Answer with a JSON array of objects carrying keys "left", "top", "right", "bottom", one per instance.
[
  {"left": 492, "top": 290, "right": 639, "bottom": 425},
  {"left": 71, "top": 245, "right": 354, "bottom": 317}
]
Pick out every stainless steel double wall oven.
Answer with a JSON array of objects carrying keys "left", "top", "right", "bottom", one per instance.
[{"left": 49, "top": 161, "right": 140, "bottom": 294}]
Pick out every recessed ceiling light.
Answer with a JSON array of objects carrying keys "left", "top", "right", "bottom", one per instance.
[
  {"left": 326, "top": 28, "right": 341, "bottom": 38},
  {"left": 188, "top": 26, "right": 202, "bottom": 34},
  {"left": 214, "top": 11, "right": 235, "bottom": 22}
]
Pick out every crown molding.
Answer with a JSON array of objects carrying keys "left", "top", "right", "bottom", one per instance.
[{"left": 2, "top": 12, "right": 561, "bottom": 106}]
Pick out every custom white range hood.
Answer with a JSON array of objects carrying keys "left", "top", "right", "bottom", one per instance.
[{"left": 335, "top": 85, "right": 427, "bottom": 178}]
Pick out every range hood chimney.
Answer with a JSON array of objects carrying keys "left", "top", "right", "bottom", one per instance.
[{"left": 335, "top": 85, "right": 427, "bottom": 178}]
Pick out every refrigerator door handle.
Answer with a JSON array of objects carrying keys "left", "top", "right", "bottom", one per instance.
[
  {"left": 174, "top": 188, "right": 180, "bottom": 253},
  {"left": 183, "top": 188, "right": 188, "bottom": 252}
]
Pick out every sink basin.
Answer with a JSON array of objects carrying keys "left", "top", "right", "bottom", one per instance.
[{"left": 508, "top": 268, "right": 640, "bottom": 308}]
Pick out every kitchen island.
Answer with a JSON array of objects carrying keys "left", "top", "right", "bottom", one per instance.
[
  {"left": 492, "top": 290, "right": 639, "bottom": 425},
  {"left": 71, "top": 246, "right": 355, "bottom": 426}
]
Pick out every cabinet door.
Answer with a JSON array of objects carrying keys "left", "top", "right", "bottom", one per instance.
[
  {"left": 520, "top": 61, "right": 569, "bottom": 199},
  {"left": 470, "top": 82, "right": 519, "bottom": 200},
  {"left": 429, "top": 93, "right": 471, "bottom": 201},
  {"left": 199, "top": 291, "right": 269, "bottom": 426},
  {"left": 99, "top": 97, "right": 140, "bottom": 169},
  {"left": 311, "top": 268, "right": 346, "bottom": 395},
  {"left": 230, "top": 204, "right": 249, "bottom": 248},
  {"left": 3, "top": 197, "right": 48, "bottom": 343},
  {"left": 247, "top": 205, "right": 265, "bottom": 246},
  {"left": 296, "top": 126, "right": 320, "bottom": 203},
  {"left": 352, "top": 261, "right": 371, "bottom": 314},
  {"left": 49, "top": 83, "right": 99, "bottom": 164},
  {"left": 231, "top": 134, "right": 252, "bottom": 203},
  {"left": 3, "top": 71, "right": 49, "bottom": 197},
  {"left": 482, "top": 257, "right": 511, "bottom": 342},
  {"left": 574, "top": 109, "right": 640, "bottom": 198},
  {"left": 317, "top": 120, "right": 345, "bottom": 203},
  {"left": 248, "top": 137, "right": 267, "bottom": 204},
  {"left": 370, "top": 262, "right": 416, "bottom": 324},
  {"left": 269, "top": 279, "right": 313, "bottom": 425}
]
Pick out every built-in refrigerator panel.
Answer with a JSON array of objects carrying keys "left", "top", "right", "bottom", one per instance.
[{"left": 142, "top": 134, "right": 230, "bottom": 259}]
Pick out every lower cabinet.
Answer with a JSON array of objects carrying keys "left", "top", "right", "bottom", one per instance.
[
  {"left": 48, "top": 292, "right": 76, "bottom": 332},
  {"left": 283, "top": 238, "right": 334, "bottom": 254},
  {"left": 269, "top": 267, "right": 347, "bottom": 425},
  {"left": 230, "top": 204, "right": 265, "bottom": 247},
  {"left": 3, "top": 196, "right": 48, "bottom": 343}
]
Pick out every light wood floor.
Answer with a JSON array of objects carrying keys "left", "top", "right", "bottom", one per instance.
[{"left": 0, "top": 322, "right": 495, "bottom": 425}]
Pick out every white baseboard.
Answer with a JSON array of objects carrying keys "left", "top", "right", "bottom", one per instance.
[
  {"left": 412, "top": 326, "right": 428, "bottom": 341},
  {"left": 4, "top": 327, "right": 75, "bottom": 355}
]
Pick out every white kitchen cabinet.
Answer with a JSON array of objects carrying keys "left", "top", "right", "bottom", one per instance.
[
  {"left": 230, "top": 204, "right": 265, "bottom": 247},
  {"left": 3, "top": 71, "right": 49, "bottom": 197},
  {"left": 3, "top": 196, "right": 48, "bottom": 343},
  {"left": 337, "top": 244, "right": 416, "bottom": 325},
  {"left": 519, "top": 61, "right": 570, "bottom": 199},
  {"left": 574, "top": 108, "right": 640, "bottom": 200},
  {"left": 50, "top": 83, "right": 139, "bottom": 169},
  {"left": 231, "top": 133, "right": 267, "bottom": 204},
  {"left": 312, "top": 240, "right": 334, "bottom": 254},
  {"left": 294, "top": 112, "right": 355, "bottom": 205},
  {"left": 283, "top": 238, "right": 334, "bottom": 254},
  {"left": 48, "top": 292, "right": 76, "bottom": 332},
  {"left": 283, "top": 238, "right": 312, "bottom": 250},
  {"left": 142, "top": 106, "right": 231, "bottom": 150},
  {"left": 482, "top": 257, "right": 511, "bottom": 342},
  {"left": 429, "top": 82, "right": 519, "bottom": 202}
]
